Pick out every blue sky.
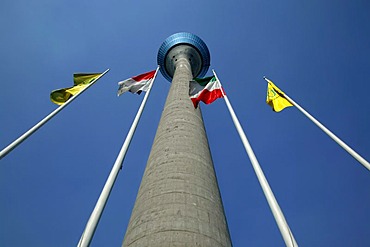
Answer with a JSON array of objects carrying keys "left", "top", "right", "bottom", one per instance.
[{"left": 1, "top": 1, "right": 370, "bottom": 246}]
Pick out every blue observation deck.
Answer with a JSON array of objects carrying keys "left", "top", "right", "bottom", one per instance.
[{"left": 157, "top": 32, "right": 210, "bottom": 82}]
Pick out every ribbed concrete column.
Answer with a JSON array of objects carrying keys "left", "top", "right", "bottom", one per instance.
[{"left": 122, "top": 57, "right": 232, "bottom": 247}]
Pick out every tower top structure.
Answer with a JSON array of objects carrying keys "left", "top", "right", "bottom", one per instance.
[{"left": 157, "top": 32, "right": 210, "bottom": 81}]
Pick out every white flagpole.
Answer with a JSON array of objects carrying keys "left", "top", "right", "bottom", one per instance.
[
  {"left": 77, "top": 66, "right": 160, "bottom": 247},
  {"left": 213, "top": 70, "right": 298, "bottom": 247},
  {"left": 0, "top": 69, "right": 110, "bottom": 160},
  {"left": 264, "top": 77, "right": 370, "bottom": 171}
]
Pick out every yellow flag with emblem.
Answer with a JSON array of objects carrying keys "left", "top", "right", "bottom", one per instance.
[
  {"left": 50, "top": 73, "right": 101, "bottom": 105},
  {"left": 265, "top": 78, "right": 293, "bottom": 112}
]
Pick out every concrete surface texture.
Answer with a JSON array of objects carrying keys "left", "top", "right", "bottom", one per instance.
[{"left": 122, "top": 57, "right": 232, "bottom": 247}]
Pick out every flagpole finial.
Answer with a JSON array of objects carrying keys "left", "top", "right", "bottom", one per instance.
[
  {"left": 263, "top": 76, "right": 271, "bottom": 83},
  {"left": 157, "top": 32, "right": 210, "bottom": 82}
]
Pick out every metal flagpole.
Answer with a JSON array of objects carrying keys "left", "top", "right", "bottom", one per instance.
[
  {"left": 0, "top": 69, "right": 110, "bottom": 160},
  {"left": 264, "top": 77, "right": 370, "bottom": 171},
  {"left": 213, "top": 70, "right": 298, "bottom": 247},
  {"left": 77, "top": 66, "right": 160, "bottom": 247}
]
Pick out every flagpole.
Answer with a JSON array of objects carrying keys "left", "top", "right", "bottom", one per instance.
[
  {"left": 213, "top": 70, "right": 298, "bottom": 247},
  {"left": 264, "top": 77, "right": 370, "bottom": 171},
  {"left": 77, "top": 66, "right": 160, "bottom": 247},
  {"left": 0, "top": 69, "right": 110, "bottom": 160}
]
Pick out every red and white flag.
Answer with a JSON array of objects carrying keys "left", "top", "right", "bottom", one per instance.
[
  {"left": 117, "top": 70, "right": 156, "bottom": 96},
  {"left": 189, "top": 76, "right": 224, "bottom": 108}
]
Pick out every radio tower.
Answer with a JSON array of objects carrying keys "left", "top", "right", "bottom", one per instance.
[{"left": 122, "top": 32, "right": 232, "bottom": 247}]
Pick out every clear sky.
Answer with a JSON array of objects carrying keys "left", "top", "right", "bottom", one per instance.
[{"left": 1, "top": 1, "right": 370, "bottom": 246}]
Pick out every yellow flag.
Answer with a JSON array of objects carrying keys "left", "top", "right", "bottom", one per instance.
[
  {"left": 265, "top": 78, "right": 293, "bottom": 112},
  {"left": 50, "top": 73, "right": 101, "bottom": 105}
]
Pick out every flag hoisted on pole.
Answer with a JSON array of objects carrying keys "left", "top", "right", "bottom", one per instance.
[
  {"left": 0, "top": 69, "right": 110, "bottom": 160},
  {"left": 213, "top": 70, "right": 298, "bottom": 247},
  {"left": 117, "top": 69, "right": 157, "bottom": 96},
  {"left": 189, "top": 76, "right": 224, "bottom": 108},
  {"left": 264, "top": 77, "right": 370, "bottom": 171},
  {"left": 77, "top": 66, "right": 160, "bottom": 247},
  {"left": 265, "top": 79, "right": 293, "bottom": 112},
  {"left": 50, "top": 73, "right": 103, "bottom": 105}
]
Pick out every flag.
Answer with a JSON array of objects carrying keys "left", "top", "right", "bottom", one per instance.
[
  {"left": 50, "top": 73, "right": 102, "bottom": 105},
  {"left": 189, "top": 76, "right": 224, "bottom": 108},
  {"left": 117, "top": 70, "right": 156, "bottom": 96},
  {"left": 265, "top": 78, "right": 293, "bottom": 112}
]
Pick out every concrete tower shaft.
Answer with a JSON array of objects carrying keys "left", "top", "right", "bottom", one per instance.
[{"left": 122, "top": 33, "right": 232, "bottom": 247}]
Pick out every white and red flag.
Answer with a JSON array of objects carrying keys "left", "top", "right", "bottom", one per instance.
[
  {"left": 189, "top": 76, "right": 224, "bottom": 108},
  {"left": 117, "top": 70, "right": 156, "bottom": 96}
]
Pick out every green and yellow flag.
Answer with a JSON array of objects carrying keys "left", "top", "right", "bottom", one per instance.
[
  {"left": 265, "top": 78, "right": 293, "bottom": 112},
  {"left": 50, "top": 73, "right": 101, "bottom": 105}
]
